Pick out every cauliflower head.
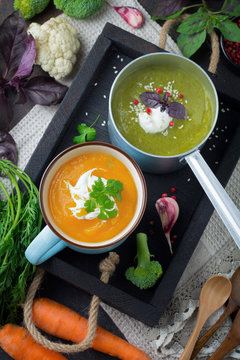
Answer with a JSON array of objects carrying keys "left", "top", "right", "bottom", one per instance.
[
  {"left": 14, "top": 0, "right": 50, "bottom": 20},
  {"left": 28, "top": 17, "right": 80, "bottom": 80},
  {"left": 53, "top": 0, "right": 104, "bottom": 19}
]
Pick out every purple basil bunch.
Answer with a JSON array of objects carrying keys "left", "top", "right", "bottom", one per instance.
[
  {"left": 140, "top": 91, "right": 187, "bottom": 119},
  {"left": 0, "top": 11, "right": 68, "bottom": 131}
]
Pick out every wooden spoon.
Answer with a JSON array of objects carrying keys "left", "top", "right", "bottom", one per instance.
[
  {"left": 191, "top": 267, "right": 240, "bottom": 359},
  {"left": 178, "top": 275, "right": 232, "bottom": 360},
  {"left": 208, "top": 308, "right": 240, "bottom": 360}
]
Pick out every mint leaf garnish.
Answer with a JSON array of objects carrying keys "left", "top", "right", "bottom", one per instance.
[{"left": 84, "top": 177, "right": 123, "bottom": 220}]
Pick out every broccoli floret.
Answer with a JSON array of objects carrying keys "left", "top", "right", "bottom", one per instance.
[
  {"left": 125, "top": 233, "right": 163, "bottom": 290},
  {"left": 53, "top": 0, "right": 104, "bottom": 19},
  {"left": 14, "top": 0, "right": 50, "bottom": 20}
]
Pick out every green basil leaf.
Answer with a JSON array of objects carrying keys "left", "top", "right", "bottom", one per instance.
[
  {"left": 221, "top": 0, "right": 240, "bottom": 16},
  {"left": 177, "top": 30, "right": 206, "bottom": 58},
  {"left": 177, "top": 8, "right": 208, "bottom": 34},
  {"left": 206, "top": 15, "right": 229, "bottom": 34},
  {"left": 215, "top": 19, "right": 240, "bottom": 42}
]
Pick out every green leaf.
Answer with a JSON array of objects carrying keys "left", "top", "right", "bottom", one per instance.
[
  {"left": 73, "top": 114, "right": 100, "bottom": 144},
  {"left": 215, "top": 19, "right": 240, "bottom": 42},
  {"left": 106, "top": 179, "right": 123, "bottom": 199},
  {"left": 221, "top": 0, "right": 240, "bottom": 16},
  {"left": 85, "top": 177, "right": 123, "bottom": 220},
  {"left": 105, "top": 209, "right": 118, "bottom": 218},
  {"left": 177, "top": 29, "right": 206, "bottom": 58},
  {"left": 84, "top": 199, "right": 96, "bottom": 213},
  {"left": 98, "top": 208, "right": 109, "bottom": 220},
  {"left": 91, "top": 177, "right": 105, "bottom": 194},
  {"left": 177, "top": 8, "right": 208, "bottom": 34},
  {"left": 206, "top": 15, "right": 229, "bottom": 34},
  {"left": 77, "top": 123, "right": 96, "bottom": 142},
  {"left": 73, "top": 134, "right": 86, "bottom": 144}
]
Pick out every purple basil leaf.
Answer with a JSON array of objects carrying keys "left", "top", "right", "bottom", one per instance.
[
  {"left": 0, "top": 89, "right": 13, "bottom": 130},
  {"left": 15, "top": 87, "right": 27, "bottom": 104},
  {"left": 11, "top": 34, "right": 36, "bottom": 80},
  {"left": 163, "top": 92, "right": 169, "bottom": 102},
  {"left": 168, "top": 102, "right": 187, "bottom": 119},
  {"left": 0, "top": 11, "right": 28, "bottom": 80},
  {"left": 0, "top": 130, "right": 17, "bottom": 164},
  {"left": 20, "top": 76, "right": 68, "bottom": 105},
  {"left": 140, "top": 92, "right": 161, "bottom": 108},
  {"left": 153, "top": 0, "right": 187, "bottom": 18}
]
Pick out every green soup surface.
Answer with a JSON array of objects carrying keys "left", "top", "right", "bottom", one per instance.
[{"left": 111, "top": 65, "right": 213, "bottom": 156}]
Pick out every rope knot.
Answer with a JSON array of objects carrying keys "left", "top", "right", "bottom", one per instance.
[{"left": 99, "top": 252, "right": 120, "bottom": 275}]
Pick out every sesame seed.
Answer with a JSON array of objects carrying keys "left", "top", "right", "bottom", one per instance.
[
  {"left": 221, "top": 108, "right": 226, "bottom": 113},
  {"left": 94, "top": 82, "right": 98, "bottom": 86},
  {"left": 113, "top": 66, "right": 116, "bottom": 69},
  {"left": 209, "top": 148, "right": 212, "bottom": 151},
  {"left": 225, "top": 139, "right": 228, "bottom": 143},
  {"left": 103, "top": 95, "right": 107, "bottom": 99},
  {"left": 187, "top": 178, "right": 191, "bottom": 182},
  {"left": 120, "top": 58, "right": 123, "bottom": 62},
  {"left": 114, "top": 70, "right": 118, "bottom": 74},
  {"left": 85, "top": 112, "right": 88, "bottom": 116}
]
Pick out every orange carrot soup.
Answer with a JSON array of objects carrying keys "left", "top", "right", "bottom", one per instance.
[{"left": 48, "top": 153, "right": 138, "bottom": 243}]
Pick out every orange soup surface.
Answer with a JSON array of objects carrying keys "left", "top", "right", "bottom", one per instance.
[{"left": 48, "top": 153, "right": 138, "bottom": 243}]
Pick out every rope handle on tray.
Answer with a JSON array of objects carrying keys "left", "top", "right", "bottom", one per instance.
[
  {"left": 159, "top": 14, "right": 220, "bottom": 74},
  {"left": 23, "top": 252, "right": 120, "bottom": 353}
]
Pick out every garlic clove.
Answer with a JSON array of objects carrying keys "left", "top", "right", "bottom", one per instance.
[
  {"left": 106, "top": 1, "right": 144, "bottom": 28},
  {"left": 155, "top": 197, "right": 179, "bottom": 254}
]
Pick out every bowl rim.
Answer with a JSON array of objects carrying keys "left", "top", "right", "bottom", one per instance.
[
  {"left": 39, "top": 141, "right": 147, "bottom": 250},
  {"left": 108, "top": 52, "right": 219, "bottom": 159}
]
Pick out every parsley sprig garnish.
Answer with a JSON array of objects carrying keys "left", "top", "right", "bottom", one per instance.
[
  {"left": 84, "top": 177, "right": 123, "bottom": 220},
  {"left": 73, "top": 114, "right": 100, "bottom": 144}
]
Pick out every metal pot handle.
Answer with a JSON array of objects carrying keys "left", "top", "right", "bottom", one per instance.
[{"left": 184, "top": 150, "right": 240, "bottom": 248}]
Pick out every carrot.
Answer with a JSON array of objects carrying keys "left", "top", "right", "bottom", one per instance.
[
  {"left": 32, "top": 298, "right": 150, "bottom": 360},
  {"left": 0, "top": 324, "right": 67, "bottom": 360}
]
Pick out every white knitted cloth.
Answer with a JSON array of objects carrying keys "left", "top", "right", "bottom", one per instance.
[{"left": 9, "top": 2, "right": 240, "bottom": 359}]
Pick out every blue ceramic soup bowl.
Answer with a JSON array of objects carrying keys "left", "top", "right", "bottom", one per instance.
[{"left": 25, "top": 142, "right": 147, "bottom": 265}]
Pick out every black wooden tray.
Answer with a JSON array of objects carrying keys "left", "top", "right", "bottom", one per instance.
[{"left": 24, "top": 23, "right": 240, "bottom": 326}]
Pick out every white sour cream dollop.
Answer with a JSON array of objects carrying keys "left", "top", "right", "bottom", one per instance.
[
  {"left": 65, "top": 169, "right": 118, "bottom": 220},
  {"left": 139, "top": 108, "right": 172, "bottom": 133}
]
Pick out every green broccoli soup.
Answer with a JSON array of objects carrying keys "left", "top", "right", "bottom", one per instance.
[{"left": 111, "top": 65, "right": 213, "bottom": 156}]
